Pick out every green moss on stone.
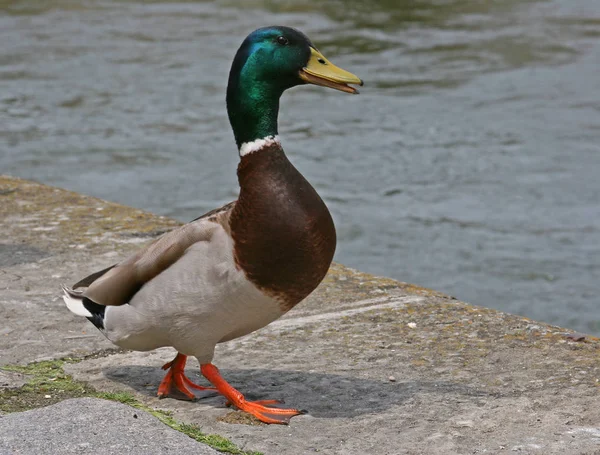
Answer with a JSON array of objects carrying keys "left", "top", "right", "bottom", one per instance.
[{"left": 1, "top": 357, "right": 261, "bottom": 455}]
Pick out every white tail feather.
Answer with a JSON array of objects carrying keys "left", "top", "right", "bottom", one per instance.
[{"left": 61, "top": 285, "right": 92, "bottom": 317}]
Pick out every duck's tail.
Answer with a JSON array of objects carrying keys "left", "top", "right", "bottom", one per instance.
[
  {"left": 61, "top": 285, "right": 93, "bottom": 317},
  {"left": 62, "top": 285, "right": 106, "bottom": 330}
]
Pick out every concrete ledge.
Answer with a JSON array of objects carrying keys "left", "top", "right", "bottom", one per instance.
[
  {"left": 1, "top": 175, "right": 600, "bottom": 455},
  {"left": 0, "top": 398, "right": 219, "bottom": 454}
]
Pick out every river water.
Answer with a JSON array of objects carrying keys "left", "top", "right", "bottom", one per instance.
[{"left": 1, "top": 0, "right": 599, "bottom": 334}]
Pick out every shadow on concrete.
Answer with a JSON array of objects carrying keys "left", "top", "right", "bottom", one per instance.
[
  {"left": 0, "top": 243, "right": 48, "bottom": 267},
  {"left": 104, "top": 365, "right": 494, "bottom": 419}
]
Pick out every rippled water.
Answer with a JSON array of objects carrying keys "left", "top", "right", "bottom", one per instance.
[{"left": 1, "top": 0, "right": 599, "bottom": 333}]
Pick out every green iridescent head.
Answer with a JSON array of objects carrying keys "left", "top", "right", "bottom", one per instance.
[{"left": 226, "top": 26, "right": 363, "bottom": 149}]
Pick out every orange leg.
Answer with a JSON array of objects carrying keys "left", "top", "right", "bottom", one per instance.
[
  {"left": 201, "top": 363, "right": 305, "bottom": 424},
  {"left": 157, "top": 353, "right": 215, "bottom": 400}
]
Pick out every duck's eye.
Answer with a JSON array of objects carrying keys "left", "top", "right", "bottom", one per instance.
[{"left": 276, "top": 36, "right": 289, "bottom": 45}]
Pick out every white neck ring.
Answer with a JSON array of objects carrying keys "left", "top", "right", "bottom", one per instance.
[{"left": 239, "top": 135, "right": 281, "bottom": 157}]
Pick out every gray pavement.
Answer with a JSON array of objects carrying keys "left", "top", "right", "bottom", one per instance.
[
  {"left": 0, "top": 398, "right": 219, "bottom": 454},
  {"left": 1, "top": 175, "right": 600, "bottom": 455}
]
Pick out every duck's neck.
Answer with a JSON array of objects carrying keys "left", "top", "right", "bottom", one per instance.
[{"left": 227, "top": 69, "right": 284, "bottom": 152}]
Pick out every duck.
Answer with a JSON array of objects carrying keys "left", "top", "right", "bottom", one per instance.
[{"left": 62, "top": 25, "right": 362, "bottom": 425}]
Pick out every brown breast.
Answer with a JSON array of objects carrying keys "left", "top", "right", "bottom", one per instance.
[{"left": 229, "top": 143, "right": 336, "bottom": 312}]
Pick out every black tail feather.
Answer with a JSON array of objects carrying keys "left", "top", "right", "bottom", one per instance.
[{"left": 82, "top": 297, "right": 106, "bottom": 330}]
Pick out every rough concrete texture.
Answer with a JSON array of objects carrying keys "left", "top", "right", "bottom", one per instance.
[
  {"left": 0, "top": 397, "right": 219, "bottom": 454},
  {"left": 0, "top": 176, "right": 179, "bottom": 365},
  {"left": 0, "top": 370, "right": 30, "bottom": 390},
  {"left": 2, "top": 175, "right": 600, "bottom": 455}
]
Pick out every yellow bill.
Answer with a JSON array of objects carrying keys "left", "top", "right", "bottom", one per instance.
[{"left": 299, "top": 47, "right": 363, "bottom": 94}]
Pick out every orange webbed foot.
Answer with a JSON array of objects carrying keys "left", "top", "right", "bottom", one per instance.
[
  {"left": 201, "top": 363, "right": 305, "bottom": 425},
  {"left": 157, "top": 353, "right": 217, "bottom": 400},
  {"left": 234, "top": 400, "right": 306, "bottom": 424}
]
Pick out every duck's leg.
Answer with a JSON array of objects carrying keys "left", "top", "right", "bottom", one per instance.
[
  {"left": 200, "top": 363, "right": 305, "bottom": 424},
  {"left": 157, "top": 353, "right": 216, "bottom": 400}
]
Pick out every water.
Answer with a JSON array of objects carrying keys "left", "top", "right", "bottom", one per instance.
[{"left": 1, "top": 0, "right": 599, "bottom": 334}]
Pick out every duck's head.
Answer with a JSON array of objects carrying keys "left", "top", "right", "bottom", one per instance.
[{"left": 227, "top": 26, "right": 363, "bottom": 149}]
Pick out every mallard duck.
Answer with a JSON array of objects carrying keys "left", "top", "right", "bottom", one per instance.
[{"left": 62, "top": 26, "right": 362, "bottom": 424}]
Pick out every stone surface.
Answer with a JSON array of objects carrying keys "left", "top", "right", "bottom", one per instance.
[
  {"left": 0, "top": 176, "right": 179, "bottom": 366},
  {"left": 64, "top": 302, "right": 600, "bottom": 455},
  {"left": 0, "top": 370, "right": 30, "bottom": 390},
  {"left": 0, "top": 398, "right": 219, "bottom": 454},
  {"left": 2, "top": 175, "right": 600, "bottom": 455}
]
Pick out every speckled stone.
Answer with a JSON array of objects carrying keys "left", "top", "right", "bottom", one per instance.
[
  {"left": 0, "top": 398, "right": 219, "bottom": 454},
  {"left": 2, "top": 175, "right": 600, "bottom": 455}
]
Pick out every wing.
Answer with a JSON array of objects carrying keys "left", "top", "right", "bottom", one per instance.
[{"left": 72, "top": 201, "right": 236, "bottom": 307}]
